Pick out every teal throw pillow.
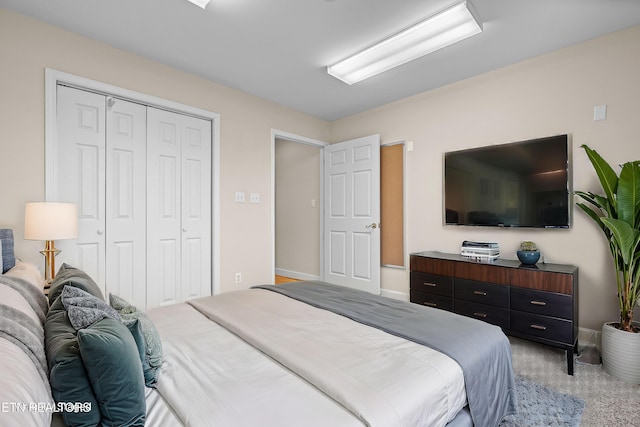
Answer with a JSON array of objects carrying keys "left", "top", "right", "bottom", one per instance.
[
  {"left": 77, "top": 317, "right": 146, "bottom": 426},
  {"left": 44, "top": 296, "right": 100, "bottom": 426}
]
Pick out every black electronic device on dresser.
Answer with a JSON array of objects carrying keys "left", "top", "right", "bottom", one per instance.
[{"left": 410, "top": 251, "right": 579, "bottom": 375}]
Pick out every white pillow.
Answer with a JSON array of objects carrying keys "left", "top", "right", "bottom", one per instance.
[{"left": 4, "top": 261, "right": 46, "bottom": 291}]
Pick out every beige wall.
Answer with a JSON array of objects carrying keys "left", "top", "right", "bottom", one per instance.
[
  {"left": 274, "top": 139, "right": 321, "bottom": 277},
  {"left": 332, "top": 25, "right": 640, "bottom": 330},
  {"left": 0, "top": 8, "right": 331, "bottom": 292}
]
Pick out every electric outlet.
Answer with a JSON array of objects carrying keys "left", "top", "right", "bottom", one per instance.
[{"left": 235, "top": 272, "right": 242, "bottom": 284}]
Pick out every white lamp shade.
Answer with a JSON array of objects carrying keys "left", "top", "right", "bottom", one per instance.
[{"left": 24, "top": 202, "right": 78, "bottom": 241}]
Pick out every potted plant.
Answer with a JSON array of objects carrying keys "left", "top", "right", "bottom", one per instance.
[
  {"left": 517, "top": 241, "right": 540, "bottom": 265},
  {"left": 575, "top": 144, "right": 640, "bottom": 383}
]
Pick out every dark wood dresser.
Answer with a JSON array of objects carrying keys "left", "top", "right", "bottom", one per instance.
[{"left": 410, "top": 251, "right": 579, "bottom": 375}]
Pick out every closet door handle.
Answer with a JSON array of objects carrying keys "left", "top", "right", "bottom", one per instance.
[{"left": 97, "top": 230, "right": 104, "bottom": 235}]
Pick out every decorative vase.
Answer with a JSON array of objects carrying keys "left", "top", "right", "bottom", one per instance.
[
  {"left": 517, "top": 250, "right": 540, "bottom": 265},
  {"left": 602, "top": 322, "right": 640, "bottom": 384}
]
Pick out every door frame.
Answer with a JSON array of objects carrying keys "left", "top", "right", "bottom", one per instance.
[
  {"left": 44, "top": 68, "right": 222, "bottom": 294},
  {"left": 270, "top": 129, "right": 328, "bottom": 282}
]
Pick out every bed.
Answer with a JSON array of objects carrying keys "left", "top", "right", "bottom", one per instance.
[{"left": 0, "top": 240, "right": 517, "bottom": 426}]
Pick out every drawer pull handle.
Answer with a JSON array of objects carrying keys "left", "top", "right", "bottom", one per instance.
[
  {"left": 530, "top": 324, "right": 547, "bottom": 331},
  {"left": 474, "top": 291, "right": 487, "bottom": 296},
  {"left": 530, "top": 300, "right": 547, "bottom": 306},
  {"left": 424, "top": 282, "right": 437, "bottom": 287},
  {"left": 423, "top": 302, "right": 437, "bottom": 307},
  {"left": 473, "top": 312, "right": 487, "bottom": 318}
]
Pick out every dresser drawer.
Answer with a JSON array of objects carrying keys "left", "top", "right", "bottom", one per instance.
[
  {"left": 510, "top": 311, "right": 573, "bottom": 343},
  {"left": 511, "top": 287, "right": 572, "bottom": 320},
  {"left": 410, "top": 289, "right": 453, "bottom": 312},
  {"left": 455, "top": 279, "right": 509, "bottom": 308},
  {"left": 410, "top": 272, "right": 453, "bottom": 297},
  {"left": 454, "top": 300, "right": 509, "bottom": 329}
]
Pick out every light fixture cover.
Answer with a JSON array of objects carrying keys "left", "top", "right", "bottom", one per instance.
[
  {"left": 24, "top": 202, "right": 78, "bottom": 241},
  {"left": 328, "top": 0, "right": 482, "bottom": 85},
  {"left": 187, "top": 0, "right": 211, "bottom": 9}
]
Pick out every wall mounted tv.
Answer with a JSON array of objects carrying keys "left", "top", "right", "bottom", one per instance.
[{"left": 444, "top": 134, "right": 571, "bottom": 228}]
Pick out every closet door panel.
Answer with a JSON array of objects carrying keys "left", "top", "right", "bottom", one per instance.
[
  {"left": 106, "top": 98, "right": 147, "bottom": 307},
  {"left": 147, "top": 108, "right": 182, "bottom": 308},
  {"left": 181, "top": 116, "right": 212, "bottom": 301},
  {"left": 55, "top": 86, "right": 106, "bottom": 287}
]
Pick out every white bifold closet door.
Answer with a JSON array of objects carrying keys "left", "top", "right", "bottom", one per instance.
[
  {"left": 54, "top": 85, "right": 211, "bottom": 310},
  {"left": 146, "top": 108, "right": 211, "bottom": 307}
]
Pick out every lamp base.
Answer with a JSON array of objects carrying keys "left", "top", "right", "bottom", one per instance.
[{"left": 40, "top": 240, "right": 61, "bottom": 283}]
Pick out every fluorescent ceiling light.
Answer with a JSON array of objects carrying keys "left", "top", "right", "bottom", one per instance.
[
  {"left": 187, "top": 0, "right": 210, "bottom": 9},
  {"left": 327, "top": 0, "right": 482, "bottom": 85}
]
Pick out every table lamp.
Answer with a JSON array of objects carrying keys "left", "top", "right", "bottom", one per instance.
[{"left": 24, "top": 202, "right": 78, "bottom": 282}]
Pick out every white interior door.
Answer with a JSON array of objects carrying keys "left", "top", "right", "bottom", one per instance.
[
  {"left": 180, "top": 114, "right": 212, "bottom": 302},
  {"left": 323, "top": 135, "right": 380, "bottom": 294},
  {"left": 105, "top": 97, "right": 147, "bottom": 307},
  {"left": 49, "top": 73, "right": 218, "bottom": 309},
  {"left": 146, "top": 108, "right": 211, "bottom": 307},
  {"left": 55, "top": 85, "right": 106, "bottom": 287}
]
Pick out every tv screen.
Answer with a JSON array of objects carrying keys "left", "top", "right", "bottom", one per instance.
[{"left": 444, "top": 134, "right": 571, "bottom": 228}]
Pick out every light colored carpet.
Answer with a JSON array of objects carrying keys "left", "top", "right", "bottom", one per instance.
[{"left": 509, "top": 337, "right": 640, "bottom": 426}]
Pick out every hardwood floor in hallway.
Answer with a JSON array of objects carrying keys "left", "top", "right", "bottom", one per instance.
[{"left": 274, "top": 275, "right": 302, "bottom": 285}]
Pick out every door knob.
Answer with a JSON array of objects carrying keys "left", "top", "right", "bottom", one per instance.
[{"left": 365, "top": 223, "right": 378, "bottom": 229}]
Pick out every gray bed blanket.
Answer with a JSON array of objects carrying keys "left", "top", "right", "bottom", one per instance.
[
  {"left": 0, "top": 275, "right": 49, "bottom": 324},
  {"left": 0, "top": 303, "right": 49, "bottom": 384},
  {"left": 255, "top": 281, "right": 517, "bottom": 427}
]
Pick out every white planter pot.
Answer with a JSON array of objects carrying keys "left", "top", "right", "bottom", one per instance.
[{"left": 602, "top": 322, "right": 640, "bottom": 384}]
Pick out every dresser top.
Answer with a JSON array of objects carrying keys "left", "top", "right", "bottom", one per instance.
[{"left": 411, "top": 251, "right": 578, "bottom": 275}]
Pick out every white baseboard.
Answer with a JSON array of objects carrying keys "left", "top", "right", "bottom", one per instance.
[
  {"left": 380, "top": 289, "right": 409, "bottom": 302},
  {"left": 275, "top": 268, "right": 320, "bottom": 282}
]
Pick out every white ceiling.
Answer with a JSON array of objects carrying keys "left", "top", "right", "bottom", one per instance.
[{"left": 2, "top": 0, "right": 640, "bottom": 121}]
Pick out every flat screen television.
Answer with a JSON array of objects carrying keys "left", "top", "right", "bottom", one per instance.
[{"left": 444, "top": 134, "right": 571, "bottom": 228}]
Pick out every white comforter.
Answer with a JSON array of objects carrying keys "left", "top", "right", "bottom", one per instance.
[
  {"left": 189, "top": 289, "right": 467, "bottom": 427},
  {"left": 147, "top": 302, "right": 364, "bottom": 427}
]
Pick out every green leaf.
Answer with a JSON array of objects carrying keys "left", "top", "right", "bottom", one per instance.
[
  {"left": 601, "top": 218, "right": 639, "bottom": 266},
  {"left": 581, "top": 145, "right": 618, "bottom": 213},
  {"left": 617, "top": 161, "right": 640, "bottom": 228},
  {"left": 576, "top": 202, "right": 607, "bottom": 234}
]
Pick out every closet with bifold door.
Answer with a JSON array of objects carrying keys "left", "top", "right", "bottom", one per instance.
[{"left": 53, "top": 85, "right": 212, "bottom": 310}]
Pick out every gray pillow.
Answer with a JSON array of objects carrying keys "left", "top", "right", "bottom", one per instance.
[
  {"left": 62, "top": 286, "right": 121, "bottom": 330},
  {"left": 109, "top": 294, "right": 163, "bottom": 386},
  {"left": 0, "top": 229, "right": 15, "bottom": 273}
]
